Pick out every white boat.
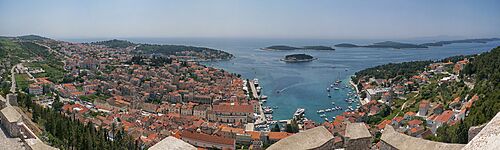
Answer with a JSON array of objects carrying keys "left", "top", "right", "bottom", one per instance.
[
  {"left": 260, "top": 95, "right": 268, "bottom": 100},
  {"left": 317, "top": 110, "right": 325, "bottom": 113},
  {"left": 334, "top": 87, "right": 340, "bottom": 90},
  {"left": 253, "top": 78, "right": 259, "bottom": 86},
  {"left": 325, "top": 108, "right": 332, "bottom": 112},
  {"left": 294, "top": 108, "right": 305, "bottom": 118},
  {"left": 331, "top": 102, "right": 335, "bottom": 105}
]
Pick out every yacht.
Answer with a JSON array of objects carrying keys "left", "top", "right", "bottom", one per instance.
[
  {"left": 317, "top": 110, "right": 325, "bottom": 113},
  {"left": 326, "top": 87, "right": 330, "bottom": 92},
  {"left": 294, "top": 108, "right": 305, "bottom": 118},
  {"left": 253, "top": 78, "right": 259, "bottom": 86}
]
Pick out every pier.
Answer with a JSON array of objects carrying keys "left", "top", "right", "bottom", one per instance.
[
  {"left": 350, "top": 79, "right": 369, "bottom": 105},
  {"left": 249, "top": 80, "right": 259, "bottom": 99}
]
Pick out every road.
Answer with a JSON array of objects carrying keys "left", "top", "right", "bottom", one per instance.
[{"left": 10, "top": 64, "right": 18, "bottom": 94}]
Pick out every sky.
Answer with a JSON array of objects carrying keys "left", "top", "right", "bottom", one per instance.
[{"left": 1, "top": 0, "right": 499, "bottom": 39}]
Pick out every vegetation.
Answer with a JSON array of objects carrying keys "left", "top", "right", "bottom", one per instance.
[
  {"left": 17, "top": 92, "right": 139, "bottom": 150},
  {"left": 27, "top": 61, "right": 67, "bottom": 83},
  {"left": 420, "top": 38, "right": 500, "bottom": 47},
  {"left": 285, "top": 120, "right": 299, "bottom": 133},
  {"left": 282, "top": 54, "right": 316, "bottom": 62},
  {"left": 136, "top": 44, "right": 233, "bottom": 60},
  {"left": 425, "top": 47, "right": 500, "bottom": 144},
  {"left": 335, "top": 41, "right": 427, "bottom": 49},
  {"left": 128, "top": 55, "right": 172, "bottom": 66},
  {"left": 352, "top": 60, "right": 433, "bottom": 83},
  {"left": 91, "top": 39, "right": 136, "bottom": 48},
  {"left": 78, "top": 92, "right": 112, "bottom": 103},
  {"left": 463, "top": 46, "right": 500, "bottom": 126},
  {"left": 263, "top": 45, "right": 334, "bottom": 50},
  {"left": 17, "top": 35, "right": 51, "bottom": 41}
]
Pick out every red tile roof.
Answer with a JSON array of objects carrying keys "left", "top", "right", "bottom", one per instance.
[
  {"left": 213, "top": 103, "right": 253, "bottom": 113},
  {"left": 268, "top": 132, "right": 292, "bottom": 140},
  {"left": 407, "top": 119, "right": 423, "bottom": 126},
  {"left": 393, "top": 116, "right": 404, "bottom": 123},
  {"left": 181, "top": 131, "right": 235, "bottom": 145},
  {"left": 435, "top": 110, "right": 454, "bottom": 123},
  {"left": 377, "top": 120, "right": 392, "bottom": 130}
]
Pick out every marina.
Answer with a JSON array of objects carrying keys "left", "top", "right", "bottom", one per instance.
[{"left": 195, "top": 38, "right": 499, "bottom": 122}]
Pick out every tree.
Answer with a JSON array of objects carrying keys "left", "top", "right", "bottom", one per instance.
[
  {"left": 285, "top": 120, "right": 299, "bottom": 133},
  {"left": 271, "top": 124, "right": 281, "bottom": 132}
]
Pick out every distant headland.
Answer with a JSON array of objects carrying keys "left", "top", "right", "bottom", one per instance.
[
  {"left": 335, "top": 38, "right": 500, "bottom": 49},
  {"left": 262, "top": 45, "right": 335, "bottom": 51}
]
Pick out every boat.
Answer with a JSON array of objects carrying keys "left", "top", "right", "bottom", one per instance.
[
  {"left": 331, "top": 102, "right": 335, "bottom": 105},
  {"left": 325, "top": 108, "right": 332, "bottom": 112},
  {"left": 264, "top": 108, "right": 273, "bottom": 114},
  {"left": 332, "top": 116, "right": 336, "bottom": 120},
  {"left": 253, "top": 78, "right": 259, "bottom": 86},
  {"left": 317, "top": 110, "right": 325, "bottom": 113},
  {"left": 319, "top": 114, "right": 327, "bottom": 117},
  {"left": 260, "top": 95, "right": 268, "bottom": 100},
  {"left": 324, "top": 118, "right": 329, "bottom": 121},
  {"left": 326, "top": 87, "right": 330, "bottom": 92},
  {"left": 334, "top": 87, "right": 340, "bottom": 90},
  {"left": 294, "top": 108, "right": 305, "bottom": 118},
  {"left": 272, "top": 106, "right": 279, "bottom": 109},
  {"left": 328, "top": 94, "right": 331, "bottom": 98}
]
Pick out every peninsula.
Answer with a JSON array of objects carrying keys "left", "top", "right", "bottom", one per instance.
[
  {"left": 91, "top": 39, "right": 234, "bottom": 61},
  {"left": 262, "top": 45, "right": 335, "bottom": 51}
]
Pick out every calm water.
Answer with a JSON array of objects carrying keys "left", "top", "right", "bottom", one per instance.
[{"left": 68, "top": 38, "right": 500, "bottom": 122}]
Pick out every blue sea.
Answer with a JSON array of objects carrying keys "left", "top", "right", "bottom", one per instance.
[{"left": 66, "top": 37, "right": 500, "bottom": 122}]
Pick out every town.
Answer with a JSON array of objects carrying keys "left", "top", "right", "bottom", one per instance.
[{"left": 1, "top": 35, "right": 499, "bottom": 150}]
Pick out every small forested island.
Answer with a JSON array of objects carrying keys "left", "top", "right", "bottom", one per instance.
[
  {"left": 281, "top": 54, "right": 317, "bottom": 63},
  {"left": 91, "top": 39, "right": 234, "bottom": 61},
  {"left": 335, "top": 38, "right": 500, "bottom": 49},
  {"left": 262, "top": 45, "right": 335, "bottom": 51}
]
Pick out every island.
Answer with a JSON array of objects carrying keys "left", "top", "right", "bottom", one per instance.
[
  {"left": 335, "top": 38, "right": 500, "bottom": 49},
  {"left": 420, "top": 38, "right": 500, "bottom": 47},
  {"left": 335, "top": 41, "right": 427, "bottom": 49},
  {"left": 262, "top": 45, "right": 335, "bottom": 51},
  {"left": 280, "top": 54, "right": 317, "bottom": 63}
]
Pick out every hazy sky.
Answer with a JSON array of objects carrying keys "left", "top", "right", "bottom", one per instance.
[{"left": 1, "top": 0, "right": 499, "bottom": 39}]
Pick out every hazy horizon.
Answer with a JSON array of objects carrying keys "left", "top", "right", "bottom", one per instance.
[{"left": 1, "top": 0, "right": 500, "bottom": 39}]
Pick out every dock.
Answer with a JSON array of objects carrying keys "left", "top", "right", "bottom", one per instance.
[{"left": 249, "top": 80, "right": 259, "bottom": 99}]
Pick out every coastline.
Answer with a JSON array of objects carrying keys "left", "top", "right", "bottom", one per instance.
[{"left": 349, "top": 77, "right": 369, "bottom": 105}]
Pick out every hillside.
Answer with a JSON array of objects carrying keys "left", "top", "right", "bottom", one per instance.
[{"left": 91, "top": 39, "right": 136, "bottom": 48}]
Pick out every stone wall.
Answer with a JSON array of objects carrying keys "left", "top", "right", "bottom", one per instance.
[
  {"left": 467, "top": 123, "right": 486, "bottom": 142},
  {"left": 346, "top": 137, "right": 371, "bottom": 150}
]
